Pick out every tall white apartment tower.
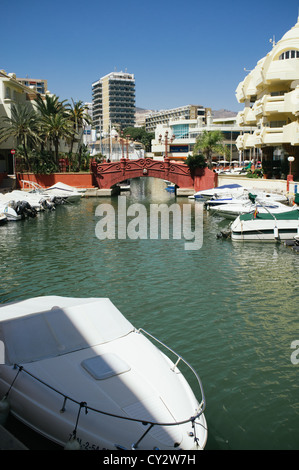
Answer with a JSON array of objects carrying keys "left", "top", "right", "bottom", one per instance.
[{"left": 92, "top": 71, "right": 135, "bottom": 134}]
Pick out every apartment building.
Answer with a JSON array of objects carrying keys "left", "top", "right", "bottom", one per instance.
[
  {"left": 235, "top": 16, "right": 299, "bottom": 178},
  {"left": 17, "top": 78, "right": 47, "bottom": 94},
  {"left": 0, "top": 70, "right": 40, "bottom": 173},
  {"left": 151, "top": 110, "right": 254, "bottom": 162},
  {"left": 145, "top": 105, "right": 209, "bottom": 132},
  {"left": 92, "top": 71, "right": 135, "bottom": 134}
]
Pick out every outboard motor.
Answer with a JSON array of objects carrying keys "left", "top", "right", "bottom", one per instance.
[
  {"left": 40, "top": 198, "right": 55, "bottom": 211},
  {"left": 8, "top": 201, "right": 25, "bottom": 219},
  {"left": 15, "top": 201, "right": 37, "bottom": 218}
]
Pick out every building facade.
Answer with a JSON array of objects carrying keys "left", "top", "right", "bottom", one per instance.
[
  {"left": 145, "top": 105, "right": 209, "bottom": 133},
  {"left": 92, "top": 72, "right": 135, "bottom": 135},
  {"left": 16, "top": 78, "right": 48, "bottom": 94},
  {"left": 151, "top": 110, "right": 255, "bottom": 162},
  {"left": 0, "top": 70, "right": 82, "bottom": 174},
  {"left": 0, "top": 70, "right": 40, "bottom": 173},
  {"left": 235, "top": 17, "right": 299, "bottom": 179}
]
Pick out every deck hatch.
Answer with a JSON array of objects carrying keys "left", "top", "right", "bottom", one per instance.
[{"left": 81, "top": 353, "right": 131, "bottom": 380}]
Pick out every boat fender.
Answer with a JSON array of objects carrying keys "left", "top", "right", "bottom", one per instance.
[
  {"left": 64, "top": 435, "right": 81, "bottom": 450},
  {"left": 0, "top": 396, "right": 11, "bottom": 426},
  {"left": 274, "top": 226, "right": 279, "bottom": 239}
]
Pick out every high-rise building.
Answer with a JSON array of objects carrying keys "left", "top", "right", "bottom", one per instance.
[{"left": 92, "top": 71, "right": 135, "bottom": 134}]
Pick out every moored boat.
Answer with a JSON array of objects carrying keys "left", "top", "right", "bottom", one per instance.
[
  {"left": 231, "top": 208, "right": 299, "bottom": 241},
  {"left": 38, "top": 182, "right": 82, "bottom": 203},
  {"left": 189, "top": 183, "right": 244, "bottom": 200},
  {"left": 210, "top": 200, "right": 295, "bottom": 220},
  {"left": 0, "top": 296, "right": 207, "bottom": 450}
]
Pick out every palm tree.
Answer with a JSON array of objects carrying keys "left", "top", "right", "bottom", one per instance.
[
  {"left": 35, "top": 94, "right": 73, "bottom": 164},
  {"left": 0, "top": 103, "right": 41, "bottom": 171},
  {"left": 35, "top": 94, "right": 68, "bottom": 117},
  {"left": 67, "top": 99, "right": 92, "bottom": 169},
  {"left": 41, "top": 112, "right": 74, "bottom": 163},
  {"left": 193, "top": 130, "right": 227, "bottom": 169}
]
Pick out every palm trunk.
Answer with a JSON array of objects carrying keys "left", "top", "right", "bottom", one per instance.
[{"left": 22, "top": 143, "right": 31, "bottom": 172}]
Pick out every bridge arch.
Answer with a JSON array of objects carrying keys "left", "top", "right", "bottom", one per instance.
[
  {"left": 91, "top": 158, "right": 217, "bottom": 192},
  {"left": 91, "top": 158, "right": 194, "bottom": 189}
]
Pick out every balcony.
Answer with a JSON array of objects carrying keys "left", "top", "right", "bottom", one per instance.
[
  {"left": 265, "top": 59, "right": 299, "bottom": 84},
  {"left": 243, "top": 107, "right": 257, "bottom": 125}
]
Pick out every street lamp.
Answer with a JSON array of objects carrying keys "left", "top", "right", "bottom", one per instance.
[
  {"left": 158, "top": 131, "right": 174, "bottom": 160},
  {"left": 287, "top": 156, "right": 295, "bottom": 193},
  {"left": 125, "top": 134, "right": 131, "bottom": 159},
  {"left": 288, "top": 156, "right": 295, "bottom": 176}
]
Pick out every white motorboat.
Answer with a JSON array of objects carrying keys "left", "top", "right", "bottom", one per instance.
[
  {"left": 205, "top": 191, "right": 287, "bottom": 208},
  {"left": 0, "top": 190, "right": 51, "bottom": 212},
  {"left": 230, "top": 208, "right": 299, "bottom": 241},
  {"left": 37, "top": 182, "right": 82, "bottom": 203},
  {"left": 189, "top": 183, "right": 244, "bottom": 200},
  {"left": 189, "top": 184, "right": 288, "bottom": 204},
  {"left": 210, "top": 200, "right": 295, "bottom": 220},
  {"left": 0, "top": 204, "right": 22, "bottom": 222},
  {"left": 0, "top": 296, "right": 207, "bottom": 450}
]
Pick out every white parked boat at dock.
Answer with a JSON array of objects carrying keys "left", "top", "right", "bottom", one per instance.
[
  {"left": 0, "top": 204, "right": 22, "bottom": 222},
  {"left": 189, "top": 183, "right": 245, "bottom": 200},
  {"left": 37, "top": 182, "right": 83, "bottom": 203},
  {"left": 190, "top": 184, "right": 288, "bottom": 204},
  {"left": 0, "top": 296, "right": 207, "bottom": 450},
  {"left": 209, "top": 199, "right": 296, "bottom": 220},
  {"left": 230, "top": 209, "right": 299, "bottom": 242}
]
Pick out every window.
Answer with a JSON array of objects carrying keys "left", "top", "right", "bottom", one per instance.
[
  {"left": 270, "top": 121, "right": 286, "bottom": 128},
  {"left": 279, "top": 50, "right": 299, "bottom": 60},
  {"left": 5, "top": 87, "right": 11, "bottom": 99}
]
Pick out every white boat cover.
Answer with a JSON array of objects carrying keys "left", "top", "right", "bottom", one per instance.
[{"left": 0, "top": 297, "right": 134, "bottom": 365}]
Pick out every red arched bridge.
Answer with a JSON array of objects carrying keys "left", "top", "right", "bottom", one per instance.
[{"left": 91, "top": 158, "right": 217, "bottom": 191}]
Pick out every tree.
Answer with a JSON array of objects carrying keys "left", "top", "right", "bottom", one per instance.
[
  {"left": 192, "top": 130, "right": 227, "bottom": 169},
  {"left": 185, "top": 154, "right": 207, "bottom": 174},
  {"left": 35, "top": 94, "right": 68, "bottom": 117},
  {"left": 123, "top": 126, "right": 154, "bottom": 152},
  {"left": 0, "top": 103, "right": 41, "bottom": 171},
  {"left": 67, "top": 99, "right": 92, "bottom": 169},
  {"left": 35, "top": 94, "right": 73, "bottom": 164},
  {"left": 41, "top": 112, "right": 74, "bottom": 163}
]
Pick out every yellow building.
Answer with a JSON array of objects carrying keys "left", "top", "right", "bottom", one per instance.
[{"left": 236, "top": 17, "right": 299, "bottom": 179}]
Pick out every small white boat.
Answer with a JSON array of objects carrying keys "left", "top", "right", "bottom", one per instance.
[
  {"left": 210, "top": 200, "right": 295, "bottom": 220},
  {"left": 231, "top": 208, "right": 299, "bottom": 241},
  {"left": 205, "top": 192, "right": 287, "bottom": 208},
  {"left": 190, "top": 184, "right": 288, "bottom": 203},
  {"left": 0, "top": 190, "right": 50, "bottom": 212},
  {"left": 189, "top": 184, "right": 244, "bottom": 200},
  {"left": 39, "top": 182, "right": 82, "bottom": 203},
  {"left": 0, "top": 296, "right": 207, "bottom": 450},
  {"left": 0, "top": 204, "right": 22, "bottom": 222}
]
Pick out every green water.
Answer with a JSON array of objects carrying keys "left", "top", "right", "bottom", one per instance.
[{"left": 1, "top": 178, "right": 299, "bottom": 450}]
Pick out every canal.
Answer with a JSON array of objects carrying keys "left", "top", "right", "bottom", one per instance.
[{"left": 1, "top": 177, "right": 299, "bottom": 450}]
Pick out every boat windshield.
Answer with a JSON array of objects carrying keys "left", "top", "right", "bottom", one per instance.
[{"left": 0, "top": 298, "right": 134, "bottom": 365}]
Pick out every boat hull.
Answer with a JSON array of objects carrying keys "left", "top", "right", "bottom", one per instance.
[
  {"left": 231, "top": 217, "right": 299, "bottom": 241},
  {"left": 0, "top": 297, "right": 207, "bottom": 451}
]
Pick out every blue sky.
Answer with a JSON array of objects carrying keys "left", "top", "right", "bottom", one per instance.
[{"left": 1, "top": 0, "right": 299, "bottom": 112}]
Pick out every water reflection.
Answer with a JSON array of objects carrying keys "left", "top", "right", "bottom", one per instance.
[{"left": 0, "top": 177, "right": 299, "bottom": 449}]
